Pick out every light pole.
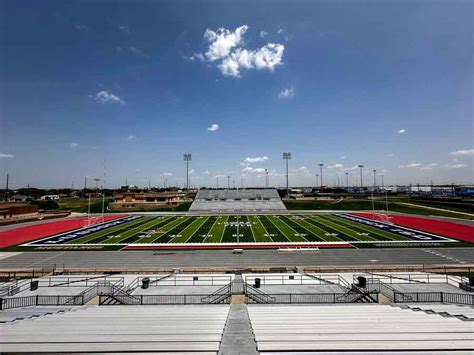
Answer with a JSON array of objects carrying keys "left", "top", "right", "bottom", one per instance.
[
  {"left": 358, "top": 165, "right": 364, "bottom": 192},
  {"left": 227, "top": 176, "right": 230, "bottom": 189},
  {"left": 345, "top": 172, "right": 349, "bottom": 189},
  {"left": 316, "top": 174, "right": 319, "bottom": 189},
  {"left": 183, "top": 153, "right": 192, "bottom": 190},
  {"left": 216, "top": 176, "right": 219, "bottom": 189},
  {"left": 283, "top": 152, "right": 291, "bottom": 197},
  {"left": 373, "top": 169, "right": 377, "bottom": 189},
  {"left": 318, "top": 163, "right": 324, "bottom": 188},
  {"left": 265, "top": 169, "right": 269, "bottom": 188}
]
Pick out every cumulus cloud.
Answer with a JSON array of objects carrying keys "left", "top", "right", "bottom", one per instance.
[
  {"left": 260, "top": 30, "right": 268, "bottom": 38},
  {"left": 0, "top": 153, "right": 14, "bottom": 158},
  {"left": 75, "top": 24, "right": 89, "bottom": 32},
  {"left": 161, "top": 172, "right": 173, "bottom": 177},
  {"left": 398, "top": 128, "right": 406, "bottom": 134},
  {"left": 191, "top": 25, "right": 285, "bottom": 78},
  {"left": 126, "top": 135, "right": 136, "bottom": 141},
  {"left": 70, "top": 143, "right": 79, "bottom": 149},
  {"left": 444, "top": 163, "right": 468, "bottom": 169},
  {"left": 278, "top": 86, "right": 295, "bottom": 99},
  {"left": 207, "top": 123, "right": 220, "bottom": 131},
  {"left": 449, "top": 149, "right": 474, "bottom": 156},
  {"left": 242, "top": 156, "right": 269, "bottom": 165},
  {"left": 399, "top": 163, "right": 421, "bottom": 168},
  {"left": 91, "top": 90, "right": 126, "bottom": 105},
  {"left": 118, "top": 25, "right": 130, "bottom": 34},
  {"left": 420, "top": 163, "right": 438, "bottom": 170},
  {"left": 241, "top": 166, "right": 266, "bottom": 174}
]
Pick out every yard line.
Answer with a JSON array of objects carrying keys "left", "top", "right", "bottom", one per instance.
[
  {"left": 303, "top": 216, "right": 357, "bottom": 242},
  {"left": 188, "top": 216, "right": 218, "bottom": 243},
  {"left": 291, "top": 215, "right": 342, "bottom": 242},
  {"left": 247, "top": 215, "right": 273, "bottom": 242},
  {"left": 267, "top": 215, "right": 305, "bottom": 242},
  {"left": 324, "top": 215, "right": 409, "bottom": 241},
  {"left": 121, "top": 216, "right": 175, "bottom": 244},
  {"left": 103, "top": 216, "right": 168, "bottom": 244},
  {"left": 239, "top": 215, "right": 255, "bottom": 243},
  {"left": 280, "top": 215, "right": 323, "bottom": 242},
  {"left": 204, "top": 216, "right": 227, "bottom": 243},
  {"left": 77, "top": 216, "right": 154, "bottom": 244},
  {"left": 152, "top": 217, "right": 197, "bottom": 244},
  {"left": 258, "top": 216, "right": 289, "bottom": 242},
  {"left": 170, "top": 216, "right": 209, "bottom": 243},
  {"left": 145, "top": 216, "right": 192, "bottom": 243},
  {"left": 309, "top": 215, "right": 376, "bottom": 242}
]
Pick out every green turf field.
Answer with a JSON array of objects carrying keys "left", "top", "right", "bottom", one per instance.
[{"left": 30, "top": 213, "right": 453, "bottom": 248}]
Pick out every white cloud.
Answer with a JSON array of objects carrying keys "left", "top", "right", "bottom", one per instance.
[
  {"left": 126, "top": 135, "right": 136, "bottom": 141},
  {"left": 91, "top": 90, "right": 126, "bottom": 105},
  {"left": 161, "top": 172, "right": 173, "bottom": 177},
  {"left": 188, "top": 169, "right": 195, "bottom": 175},
  {"left": 75, "top": 24, "right": 89, "bottom": 32},
  {"left": 340, "top": 156, "right": 347, "bottom": 159},
  {"left": 399, "top": 163, "right": 421, "bottom": 168},
  {"left": 242, "top": 156, "right": 269, "bottom": 165},
  {"left": 70, "top": 143, "right": 79, "bottom": 149},
  {"left": 398, "top": 128, "right": 406, "bottom": 134},
  {"left": 119, "top": 25, "right": 130, "bottom": 34},
  {"left": 277, "top": 28, "right": 284, "bottom": 34},
  {"left": 241, "top": 166, "right": 266, "bottom": 174},
  {"left": 278, "top": 86, "right": 295, "bottom": 99},
  {"left": 449, "top": 149, "right": 474, "bottom": 156},
  {"left": 444, "top": 163, "right": 468, "bottom": 169},
  {"left": 207, "top": 123, "right": 220, "bottom": 131},
  {"left": 420, "top": 163, "right": 438, "bottom": 170},
  {"left": 260, "top": 30, "right": 268, "bottom": 38},
  {"left": 0, "top": 153, "right": 14, "bottom": 159},
  {"left": 192, "top": 25, "right": 285, "bottom": 78},
  {"left": 203, "top": 170, "right": 210, "bottom": 175}
]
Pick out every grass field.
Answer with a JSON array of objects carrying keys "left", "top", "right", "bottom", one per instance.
[{"left": 23, "top": 213, "right": 457, "bottom": 249}]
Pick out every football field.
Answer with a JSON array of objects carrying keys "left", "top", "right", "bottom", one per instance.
[{"left": 22, "top": 213, "right": 455, "bottom": 249}]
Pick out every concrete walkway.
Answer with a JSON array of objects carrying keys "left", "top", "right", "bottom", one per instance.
[{"left": 218, "top": 304, "right": 258, "bottom": 355}]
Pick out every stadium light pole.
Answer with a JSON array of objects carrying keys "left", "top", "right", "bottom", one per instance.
[
  {"left": 265, "top": 169, "right": 269, "bottom": 188},
  {"left": 227, "top": 176, "right": 230, "bottom": 189},
  {"left": 318, "top": 164, "right": 324, "bottom": 188},
  {"left": 345, "top": 172, "right": 349, "bottom": 189},
  {"left": 283, "top": 152, "right": 291, "bottom": 197},
  {"left": 316, "top": 174, "right": 319, "bottom": 189},
  {"left": 183, "top": 154, "right": 192, "bottom": 190},
  {"left": 373, "top": 169, "right": 377, "bottom": 189},
  {"left": 358, "top": 165, "right": 364, "bottom": 193}
]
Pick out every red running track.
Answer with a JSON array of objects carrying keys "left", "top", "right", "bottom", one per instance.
[
  {"left": 351, "top": 212, "right": 474, "bottom": 243},
  {"left": 0, "top": 215, "right": 126, "bottom": 248}
]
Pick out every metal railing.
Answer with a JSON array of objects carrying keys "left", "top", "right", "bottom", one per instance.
[
  {"left": 394, "top": 292, "right": 474, "bottom": 305},
  {"left": 245, "top": 292, "right": 379, "bottom": 304},
  {"left": 244, "top": 274, "right": 345, "bottom": 286},
  {"left": 98, "top": 294, "right": 231, "bottom": 305},
  {"left": 245, "top": 284, "right": 276, "bottom": 304},
  {"left": 201, "top": 283, "right": 232, "bottom": 304},
  {"left": 132, "top": 275, "right": 232, "bottom": 287}
]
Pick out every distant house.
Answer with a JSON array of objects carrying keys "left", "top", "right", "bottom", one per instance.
[{"left": 40, "top": 195, "right": 60, "bottom": 200}]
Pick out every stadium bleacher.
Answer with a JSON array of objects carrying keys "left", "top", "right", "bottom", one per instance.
[{"left": 190, "top": 189, "right": 286, "bottom": 212}]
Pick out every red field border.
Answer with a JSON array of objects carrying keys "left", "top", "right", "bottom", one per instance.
[
  {"left": 125, "top": 242, "right": 352, "bottom": 250},
  {"left": 0, "top": 215, "right": 127, "bottom": 248},
  {"left": 351, "top": 213, "right": 474, "bottom": 243}
]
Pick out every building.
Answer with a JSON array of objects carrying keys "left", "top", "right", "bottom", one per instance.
[
  {"left": 109, "top": 192, "right": 190, "bottom": 211},
  {"left": 0, "top": 202, "right": 39, "bottom": 220}
]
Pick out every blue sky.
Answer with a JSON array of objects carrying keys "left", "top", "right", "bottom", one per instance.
[{"left": 0, "top": 0, "right": 472, "bottom": 188}]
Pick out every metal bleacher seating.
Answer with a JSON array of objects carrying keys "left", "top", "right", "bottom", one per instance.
[
  {"left": 190, "top": 189, "right": 286, "bottom": 211},
  {"left": 0, "top": 305, "right": 230, "bottom": 353},
  {"left": 247, "top": 304, "right": 474, "bottom": 352}
]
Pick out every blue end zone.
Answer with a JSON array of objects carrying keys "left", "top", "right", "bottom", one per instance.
[
  {"left": 334, "top": 213, "right": 452, "bottom": 242},
  {"left": 26, "top": 215, "right": 142, "bottom": 246}
]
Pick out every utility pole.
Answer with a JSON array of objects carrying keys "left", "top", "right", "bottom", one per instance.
[
  {"left": 183, "top": 153, "right": 192, "bottom": 190},
  {"left": 358, "top": 165, "right": 364, "bottom": 192},
  {"left": 5, "top": 173, "right": 9, "bottom": 201},
  {"left": 318, "top": 163, "right": 324, "bottom": 188},
  {"left": 283, "top": 152, "right": 291, "bottom": 197}
]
